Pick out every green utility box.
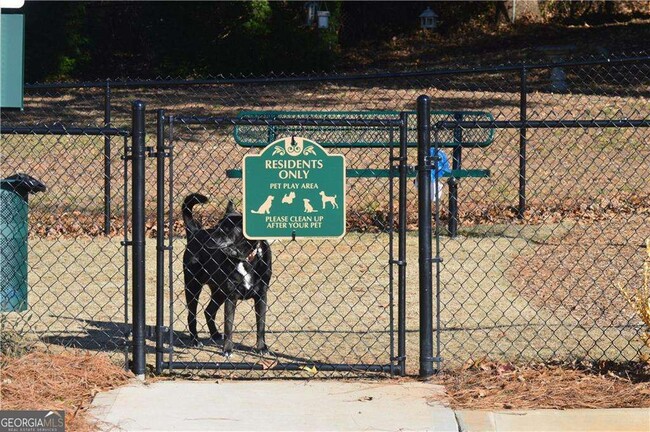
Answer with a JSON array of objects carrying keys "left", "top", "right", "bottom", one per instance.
[
  {"left": 1, "top": 13, "right": 25, "bottom": 109},
  {"left": 0, "top": 174, "right": 46, "bottom": 312}
]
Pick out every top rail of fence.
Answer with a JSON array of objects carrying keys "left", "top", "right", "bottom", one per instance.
[
  {"left": 169, "top": 116, "right": 404, "bottom": 128},
  {"left": 434, "top": 119, "right": 650, "bottom": 130},
  {"left": 0, "top": 125, "right": 131, "bottom": 136},
  {"left": 23, "top": 55, "right": 650, "bottom": 90}
]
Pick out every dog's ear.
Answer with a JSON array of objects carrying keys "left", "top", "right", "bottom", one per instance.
[{"left": 225, "top": 200, "right": 236, "bottom": 214}]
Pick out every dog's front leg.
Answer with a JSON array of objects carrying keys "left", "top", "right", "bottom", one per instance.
[
  {"left": 254, "top": 291, "right": 269, "bottom": 353},
  {"left": 223, "top": 297, "right": 237, "bottom": 358}
]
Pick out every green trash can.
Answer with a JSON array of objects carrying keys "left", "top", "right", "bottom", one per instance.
[{"left": 0, "top": 173, "right": 46, "bottom": 312}]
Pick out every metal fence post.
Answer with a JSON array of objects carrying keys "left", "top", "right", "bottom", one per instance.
[
  {"left": 131, "top": 100, "right": 147, "bottom": 380},
  {"left": 518, "top": 65, "right": 528, "bottom": 219},
  {"left": 155, "top": 109, "right": 165, "bottom": 374},
  {"left": 417, "top": 95, "right": 435, "bottom": 378},
  {"left": 104, "top": 79, "right": 112, "bottom": 235},
  {"left": 448, "top": 113, "right": 463, "bottom": 237},
  {"left": 397, "top": 111, "right": 408, "bottom": 376}
]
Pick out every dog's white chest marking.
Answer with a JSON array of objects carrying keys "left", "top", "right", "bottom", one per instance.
[{"left": 237, "top": 262, "right": 253, "bottom": 290}]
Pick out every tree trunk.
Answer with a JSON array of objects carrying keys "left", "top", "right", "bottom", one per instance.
[{"left": 503, "top": 0, "right": 541, "bottom": 23}]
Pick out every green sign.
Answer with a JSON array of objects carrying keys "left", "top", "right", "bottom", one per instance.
[
  {"left": 1, "top": 14, "right": 25, "bottom": 109},
  {"left": 243, "top": 137, "right": 346, "bottom": 239}
]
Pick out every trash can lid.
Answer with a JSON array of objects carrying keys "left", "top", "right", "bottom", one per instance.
[{"left": 0, "top": 173, "right": 46, "bottom": 197}]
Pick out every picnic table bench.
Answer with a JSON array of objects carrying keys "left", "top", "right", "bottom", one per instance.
[{"left": 229, "top": 110, "right": 495, "bottom": 237}]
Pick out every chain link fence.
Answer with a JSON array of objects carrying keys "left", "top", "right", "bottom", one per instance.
[
  {"left": 1, "top": 53, "right": 648, "bottom": 375},
  {"left": 0, "top": 125, "right": 131, "bottom": 366}
]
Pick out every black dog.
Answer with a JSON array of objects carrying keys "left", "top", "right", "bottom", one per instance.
[{"left": 182, "top": 193, "right": 272, "bottom": 357}]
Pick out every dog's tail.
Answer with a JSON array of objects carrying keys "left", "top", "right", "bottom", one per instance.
[{"left": 182, "top": 193, "right": 208, "bottom": 235}]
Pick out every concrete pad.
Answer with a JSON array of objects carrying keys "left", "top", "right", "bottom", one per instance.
[
  {"left": 90, "top": 380, "right": 456, "bottom": 431},
  {"left": 456, "top": 408, "right": 650, "bottom": 432}
]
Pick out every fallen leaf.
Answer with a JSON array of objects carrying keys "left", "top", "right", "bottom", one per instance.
[
  {"left": 259, "top": 359, "right": 278, "bottom": 370},
  {"left": 300, "top": 366, "right": 317, "bottom": 375}
]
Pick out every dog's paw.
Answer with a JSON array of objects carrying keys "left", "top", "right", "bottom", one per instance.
[
  {"left": 254, "top": 344, "right": 269, "bottom": 355},
  {"left": 209, "top": 334, "right": 223, "bottom": 344},
  {"left": 191, "top": 339, "right": 204, "bottom": 348},
  {"left": 223, "top": 340, "right": 234, "bottom": 358}
]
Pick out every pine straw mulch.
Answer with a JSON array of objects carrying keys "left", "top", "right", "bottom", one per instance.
[
  {"left": 0, "top": 352, "right": 133, "bottom": 432},
  {"left": 438, "top": 359, "right": 650, "bottom": 410}
]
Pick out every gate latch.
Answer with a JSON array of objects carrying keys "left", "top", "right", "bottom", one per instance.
[{"left": 147, "top": 146, "right": 173, "bottom": 158}]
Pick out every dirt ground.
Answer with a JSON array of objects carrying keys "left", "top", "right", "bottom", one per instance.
[
  {"left": 513, "top": 214, "right": 650, "bottom": 321},
  {"left": 4, "top": 219, "right": 645, "bottom": 377}
]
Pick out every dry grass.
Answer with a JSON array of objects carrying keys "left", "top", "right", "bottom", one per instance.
[
  {"left": 0, "top": 352, "right": 132, "bottom": 432},
  {"left": 438, "top": 359, "right": 650, "bottom": 410},
  {"left": 511, "top": 215, "right": 650, "bottom": 327}
]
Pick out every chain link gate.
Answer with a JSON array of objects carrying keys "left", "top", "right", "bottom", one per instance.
[
  {"left": 152, "top": 111, "right": 410, "bottom": 376},
  {"left": 0, "top": 124, "right": 132, "bottom": 367}
]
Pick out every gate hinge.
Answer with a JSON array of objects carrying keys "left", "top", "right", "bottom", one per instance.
[
  {"left": 390, "top": 259, "right": 407, "bottom": 266},
  {"left": 145, "top": 325, "right": 170, "bottom": 339},
  {"left": 427, "top": 154, "right": 444, "bottom": 163},
  {"left": 121, "top": 240, "right": 133, "bottom": 246},
  {"left": 121, "top": 146, "right": 133, "bottom": 161},
  {"left": 430, "top": 257, "right": 443, "bottom": 263},
  {"left": 416, "top": 155, "right": 443, "bottom": 171},
  {"left": 415, "top": 164, "right": 433, "bottom": 172}
]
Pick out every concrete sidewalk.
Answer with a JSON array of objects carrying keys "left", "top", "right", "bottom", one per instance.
[
  {"left": 456, "top": 409, "right": 650, "bottom": 432},
  {"left": 90, "top": 380, "right": 650, "bottom": 431},
  {"left": 90, "top": 380, "right": 457, "bottom": 431}
]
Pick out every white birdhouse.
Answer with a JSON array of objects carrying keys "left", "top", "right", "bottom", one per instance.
[
  {"left": 305, "top": 1, "right": 318, "bottom": 26},
  {"left": 317, "top": 11, "right": 330, "bottom": 29},
  {"left": 305, "top": 1, "right": 330, "bottom": 29},
  {"left": 419, "top": 7, "right": 438, "bottom": 30}
]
